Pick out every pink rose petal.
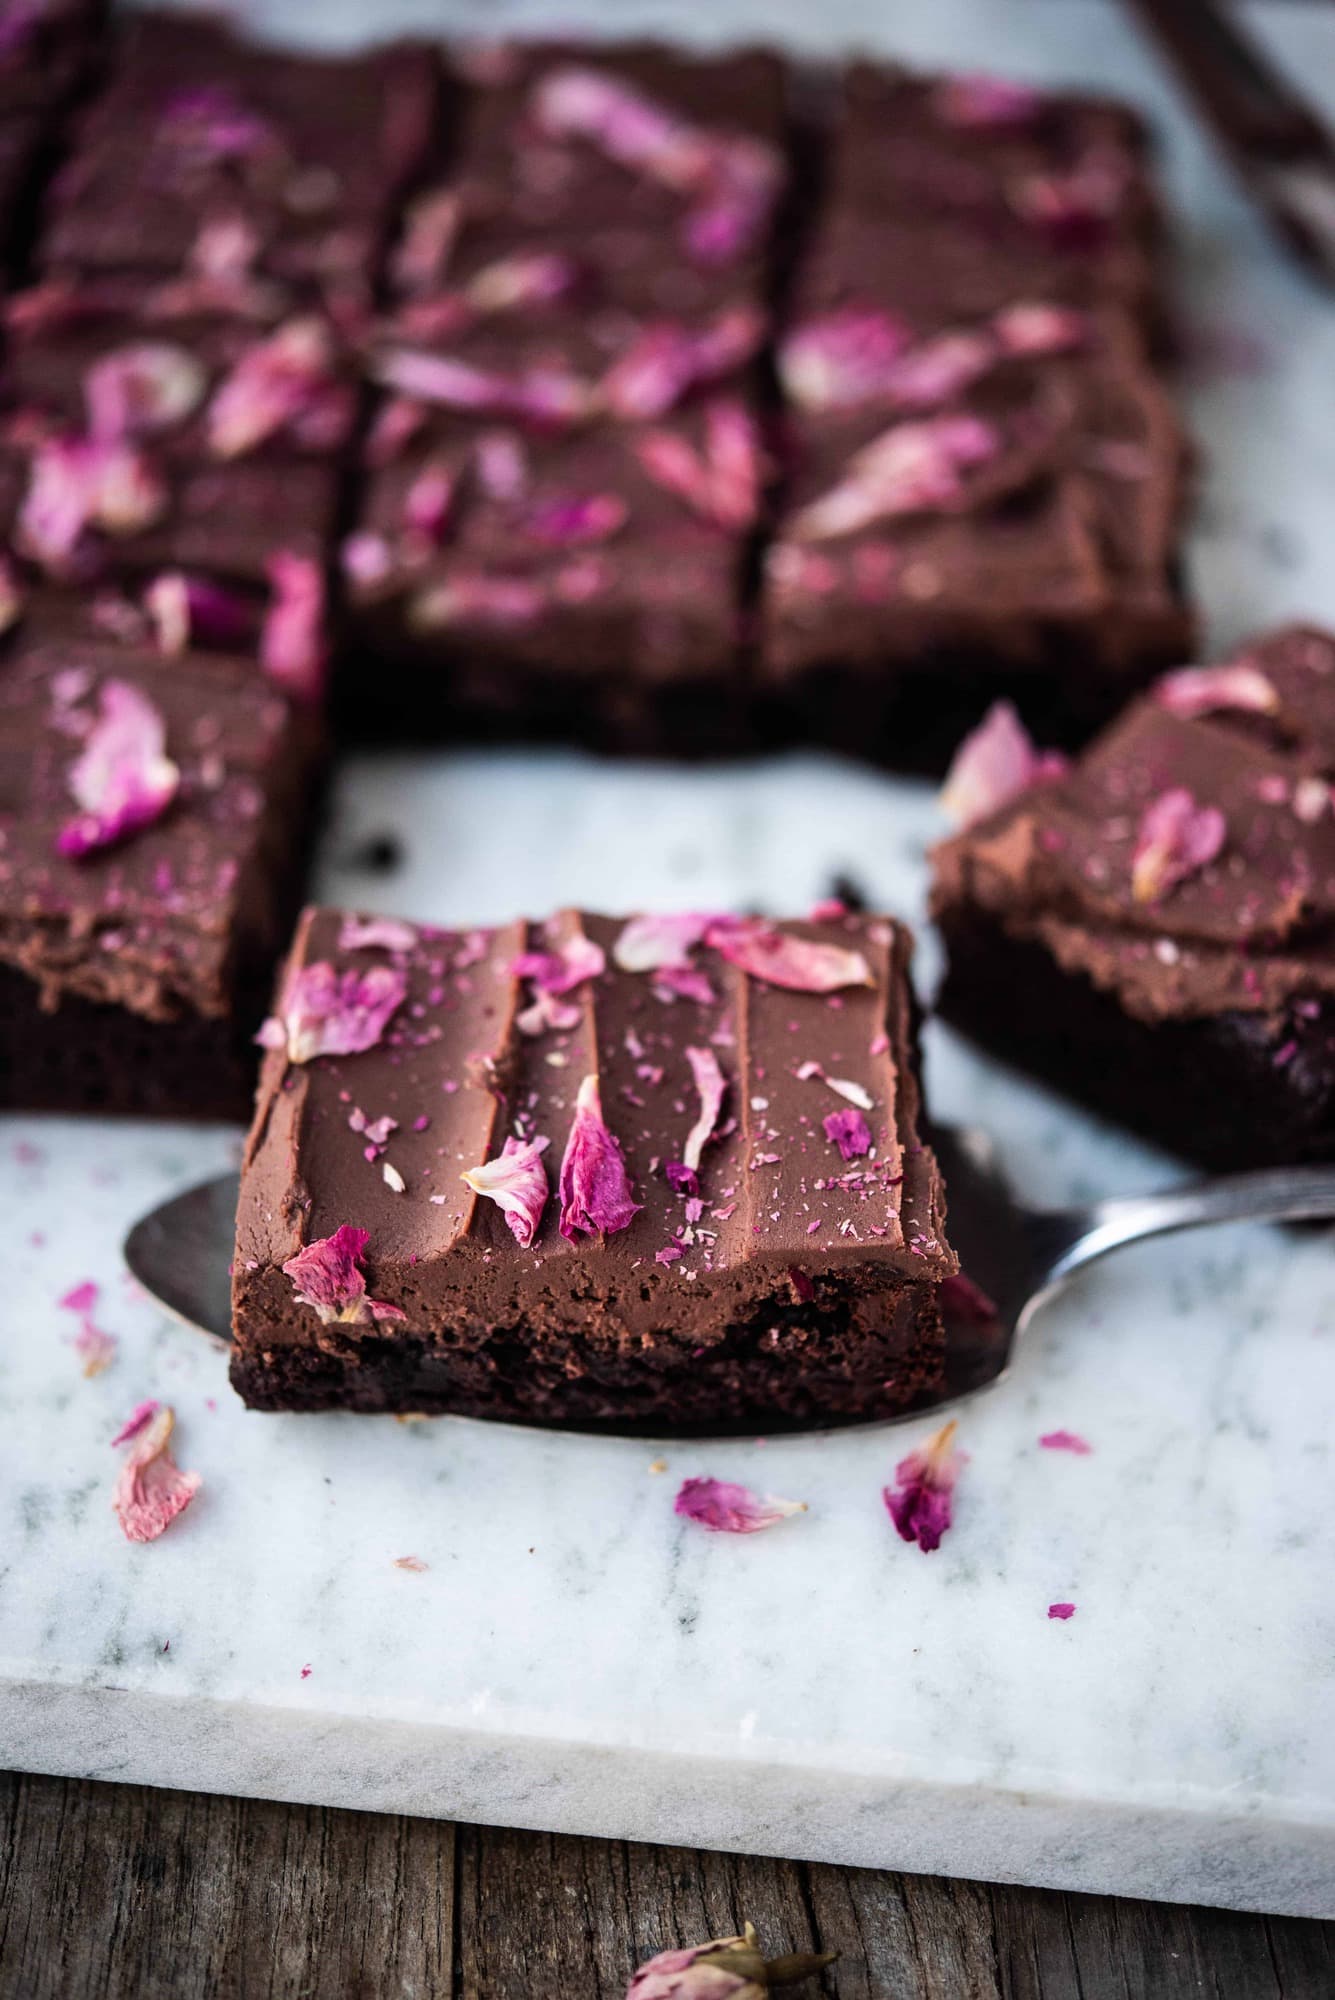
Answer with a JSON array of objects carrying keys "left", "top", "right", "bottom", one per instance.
[
  {"left": 941, "top": 1273, "right": 1000, "bottom": 1327},
  {"left": 84, "top": 340, "right": 206, "bottom": 441},
  {"left": 19, "top": 436, "right": 165, "bottom": 572},
  {"left": 992, "top": 302, "right": 1088, "bottom": 356},
  {"left": 111, "top": 1399, "right": 160, "bottom": 1448},
  {"left": 466, "top": 249, "right": 579, "bottom": 314},
  {"left": 1153, "top": 662, "right": 1280, "bottom": 721},
  {"left": 600, "top": 306, "right": 764, "bottom": 421},
  {"left": 261, "top": 551, "right": 327, "bottom": 702},
  {"left": 282, "top": 1223, "right": 406, "bottom": 1325},
  {"left": 674, "top": 1476, "right": 806, "bottom": 1534},
  {"left": 558, "top": 1072, "right": 641, "bottom": 1240},
  {"left": 56, "top": 679, "right": 179, "bottom": 858},
  {"left": 510, "top": 931, "right": 606, "bottom": 995},
  {"left": 259, "top": 960, "right": 407, "bottom": 1064},
  {"left": 778, "top": 306, "right": 914, "bottom": 411},
  {"left": 788, "top": 414, "right": 1000, "bottom": 542},
  {"left": 525, "top": 492, "right": 627, "bottom": 546},
  {"left": 682, "top": 1045, "right": 726, "bottom": 1174},
  {"left": 685, "top": 137, "right": 782, "bottom": 265},
  {"left": 1039, "top": 1430, "right": 1092, "bottom": 1455},
  {"left": 461, "top": 1134, "right": 551, "bottom": 1247},
  {"left": 144, "top": 571, "right": 253, "bottom": 656},
  {"left": 337, "top": 915, "right": 418, "bottom": 953},
  {"left": 390, "top": 188, "right": 461, "bottom": 293},
  {"left": 823, "top": 1107, "right": 871, "bottom": 1160},
  {"left": 394, "top": 1555, "right": 430, "bottom": 1572},
  {"left": 704, "top": 917, "right": 872, "bottom": 993},
  {"left": 1048, "top": 1601, "right": 1077, "bottom": 1620},
  {"left": 516, "top": 987, "right": 582, "bottom": 1037},
  {"left": 1014, "top": 158, "right": 1129, "bottom": 250},
  {"left": 1131, "top": 788, "right": 1227, "bottom": 903},
  {"left": 206, "top": 317, "right": 346, "bottom": 459},
  {"left": 113, "top": 1405, "right": 201, "bottom": 1544},
  {"left": 883, "top": 329, "right": 994, "bottom": 411},
  {"left": 939, "top": 699, "right": 1069, "bottom": 829},
  {"left": 402, "top": 460, "right": 455, "bottom": 545},
  {"left": 635, "top": 399, "right": 761, "bottom": 530},
  {"left": 613, "top": 911, "right": 715, "bottom": 973},
  {"left": 884, "top": 1419, "right": 961, "bottom": 1552},
  {"left": 374, "top": 347, "right": 589, "bottom": 427}
]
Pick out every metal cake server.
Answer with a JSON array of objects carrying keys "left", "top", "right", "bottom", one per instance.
[{"left": 123, "top": 1129, "right": 1335, "bottom": 1424}]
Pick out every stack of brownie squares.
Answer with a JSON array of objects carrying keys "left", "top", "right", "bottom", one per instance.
[
  {"left": 759, "top": 65, "right": 1194, "bottom": 765},
  {"left": 342, "top": 39, "right": 788, "bottom": 752},
  {"left": 0, "top": 11, "right": 437, "bottom": 1115}
]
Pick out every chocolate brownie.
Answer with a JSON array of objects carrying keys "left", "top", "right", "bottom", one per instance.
[
  {"left": 0, "top": 620, "right": 324, "bottom": 1119},
  {"left": 930, "top": 625, "right": 1335, "bottom": 1169},
  {"left": 230, "top": 904, "right": 957, "bottom": 1431},
  {"left": 40, "top": 11, "right": 437, "bottom": 307},
  {"left": 342, "top": 378, "right": 763, "bottom": 750}
]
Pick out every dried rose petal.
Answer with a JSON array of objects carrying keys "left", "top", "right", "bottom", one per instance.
[
  {"left": 558, "top": 1072, "right": 641, "bottom": 1239},
  {"left": 627, "top": 1923, "right": 832, "bottom": 2000},
  {"left": 402, "top": 460, "right": 455, "bottom": 545},
  {"left": 338, "top": 915, "right": 418, "bottom": 953},
  {"left": 56, "top": 679, "right": 179, "bottom": 858},
  {"left": 374, "top": 347, "right": 589, "bottom": 427},
  {"left": 778, "top": 307, "right": 914, "bottom": 412},
  {"left": 1048, "top": 1602, "right": 1077, "bottom": 1620},
  {"left": 516, "top": 987, "right": 581, "bottom": 1037},
  {"left": 941, "top": 1273, "right": 1000, "bottom": 1327},
  {"left": 366, "top": 394, "right": 427, "bottom": 466},
  {"left": 674, "top": 1477, "right": 806, "bottom": 1534},
  {"left": 1014, "top": 157, "right": 1129, "bottom": 250},
  {"left": 636, "top": 399, "right": 761, "bottom": 530},
  {"left": 992, "top": 302, "right": 1088, "bottom": 356},
  {"left": 1039, "top": 1429, "right": 1092, "bottom": 1454},
  {"left": 600, "top": 306, "right": 764, "bottom": 421},
  {"left": 525, "top": 492, "right": 627, "bottom": 546},
  {"left": 206, "top": 317, "right": 345, "bottom": 459},
  {"left": 84, "top": 341, "right": 206, "bottom": 441},
  {"left": 261, "top": 551, "right": 326, "bottom": 702},
  {"left": 341, "top": 529, "right": 392, "bottom": 587},
  {"left": 74, "top": 1322, "right": 117, "bottom": 1376},
  {"left": 144, "top": 571, "right": 253, "bottom": 656},
  {"left": 111, "top": 1400, "right": 160, "bottom": 1448},
  {"left": 1153, "top": 661, "right": 1280, "bottom": 721},
  {"left": 823, "top": 1107, "right": 871, "bottom": 1160},
  {"left": 19, "top": 436, "right": 165, "bottom": 571},
  {"left": 885, "top": 330, "right": 994, "bottom": 411},
  {"left": 258, "top": 960, "right": 407, "bottom": 1064},
  {"left": 939, "top": 700, "right": 1069, "bottom": 829},
  {"left": 664, "top": 1162, "right": 699, "bottom": 1198},
  {"left": 390, "top": 188, "right": 461, "bottom": 293},
  {"left": 113, "top": 1405, "right": 202, "bottom": 1544},
  {"left": 1131, "top": 788, "right": 1227, "bottom": 903},
  {"left": 533, "top": 66, "right": 704, "bottom": 186},
  {"left": 682, "top": 1045, "right": 726, "bottom": 1174},
  {"left": 685, "top": 137, "right": 782, "bottom": 265},
  {"left": 788, "top": 414, "right": 999, "bottom": 543},
  {"left": 884, "top": 1420, "right": 962, "bottom": 1552},
  {"left": 0, "top": 551, "right": 24, "bottom": 633},
  {"left": 654, "top": 965, "right": 717, "bottom": 1007},
  {"left": 466, "top": 249, "right": 579, "bottom": 314},
  {"left": 461, "top": 1134, "right": 551, "bottom": 1247},
  {"left": 935, "top": 73, "right": 1043, "bottom": 130},
  {"left": 704, "top": 917, "right": 872, "bottom": 993},
  {"left": 510, "top": 931, "right": 606, "bottom": 994},
  {"left": 282, "top": 1223, "right": 406, "bottom": 1325},
  {"left": 613, "top": 911, "right": 714, "bottom": 973}
]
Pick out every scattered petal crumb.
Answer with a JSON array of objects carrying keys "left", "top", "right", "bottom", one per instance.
[
  {"left": 675, "top": 1476, "right": 806, "bottom": 1533},
  {"left": 884, "top": 1419, "right": 962, "bottom": 1552},
  {"left": 393, "top": 1555, "right": 429, "bottom": 1572},
  {"left": 648, "top": 1457, "right": 668, "bottom": 1475},
  {"left": 111, "top": 1399, "right": 160, "bottom": 1447},
  {"left": 1048, "top": 1602, "right": 1077, "bottom": 1620},
  {"left": 1039, "top": 1429, "right": 1092, "bottom": 1455},
  {"left": 300, "top": 1664, "right": 312, "bottom": 1679}
]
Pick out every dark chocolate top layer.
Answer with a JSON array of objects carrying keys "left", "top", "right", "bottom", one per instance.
[
  {"left": 932, "top": 625, "right": 1335, "bottom": 1022},
  {"left": 236, "top": 905, "right": 955, "bottom": 1343},
  {"left": 0, "top": 626, "right": 308, "bottom": 1019}
]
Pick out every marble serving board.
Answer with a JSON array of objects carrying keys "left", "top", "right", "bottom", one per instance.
[{"left": 5, "top": 0, "right": 1335, "bottom": 1924}]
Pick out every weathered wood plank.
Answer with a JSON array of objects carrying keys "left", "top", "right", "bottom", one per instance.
[{"left": 2, "top": 1773, "right": 1332, "bottom": 2000}]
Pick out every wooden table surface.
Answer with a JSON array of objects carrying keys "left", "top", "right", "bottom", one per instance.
[{"left": 3, "top": 1771, "right": 1331, "bottom": 1998}]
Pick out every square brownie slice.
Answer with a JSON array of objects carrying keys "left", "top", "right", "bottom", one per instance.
[
  {"left": 930, "top": 626, "right": 1335, "bottom": 1169},
  {"left": 231, "top": 904, "right": 957, "bottom": 1431},
  {"left": 40, "top": 11, "right": 438, "bottom": 307},
  {"left": 0, "top": 621, "right": 323, "bottom": 1118}
]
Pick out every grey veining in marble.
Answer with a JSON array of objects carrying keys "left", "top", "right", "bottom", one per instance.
[{"left": 3, "top": 0, "right": 1335, "bottom": 1921}]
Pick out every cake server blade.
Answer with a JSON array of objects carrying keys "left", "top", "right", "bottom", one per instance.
[{"left": 122, "top": 1133, "right": 1335, "bottom": 1422}]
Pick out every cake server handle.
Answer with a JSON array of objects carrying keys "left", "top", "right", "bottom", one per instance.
[{"left": 1025, "top": 1164, "right": 1335, "bottom": 1288}]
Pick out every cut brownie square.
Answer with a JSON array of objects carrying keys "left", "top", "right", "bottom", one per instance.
[
  {"left": 230, "top": 904, "right": 957, "bottom": 1431},
  {"left": 930, "top": 626, "right": 1335, "bottom": 1169},
  {"left": 757, "top": 63, "right": 1190, "bottom": 770},
  {"left": 0, "top": 619, "right": 324, "bottom": 1118},
  {"left": 40, "top": 11, "right": 438, "bottom": 307},
  {"left": 341, "top": 395, "right": 761, "bottom": 751}
]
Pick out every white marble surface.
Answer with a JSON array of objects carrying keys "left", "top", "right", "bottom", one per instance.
[{"left": 5, "top": 0, "right": 1335, "bottom": 1922}]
